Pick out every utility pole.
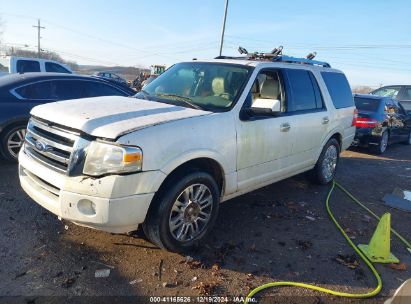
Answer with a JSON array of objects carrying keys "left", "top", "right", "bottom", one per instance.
[
  {"left": 218, "top": 0, "right": 229, "bottom": 56},
  {"left": 32, "top": 19, "right": 45, "bottom": 57}
]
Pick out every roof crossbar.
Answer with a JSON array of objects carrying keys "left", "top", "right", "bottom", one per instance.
[{"left": 272, "top": 55, "right": 331, "bottom": 68}]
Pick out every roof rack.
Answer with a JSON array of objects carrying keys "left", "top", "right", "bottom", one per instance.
[
  {"left": 272, "top": 55, "right": 331, "bottom": 68},
  {"left": 215, "top": 46, "right": 331, "bottom": 68}
]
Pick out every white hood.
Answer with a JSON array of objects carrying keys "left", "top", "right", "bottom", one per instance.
[{"left": 30, "top": 96, "right": 211, "bottom": 139}]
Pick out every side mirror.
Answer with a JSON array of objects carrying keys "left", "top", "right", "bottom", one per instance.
[{"left": 247, "top": 98, "right": 281, "bottom": 116}]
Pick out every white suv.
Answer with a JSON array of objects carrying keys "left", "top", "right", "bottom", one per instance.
[{"left": 18, "top": 56, "right": 356, "bottom": 252}]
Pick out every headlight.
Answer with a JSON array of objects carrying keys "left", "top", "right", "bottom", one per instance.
[{"left": 83, "top": 141, "right": 143, "bottom": 176}]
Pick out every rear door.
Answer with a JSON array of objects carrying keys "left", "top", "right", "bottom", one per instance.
[
  {"left": 282, "top": 68, "right": 330, "bottom": 166},
  {"left": 236, "top": 69, "right": 295, "bottom": 190}
]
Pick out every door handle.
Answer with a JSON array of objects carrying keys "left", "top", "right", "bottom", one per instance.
[
  {"left": 280, "top": 123, "right": 291, "bottom": 132},
  {"left": 322, "top": 117, "right": 330, "bottom": 124}
]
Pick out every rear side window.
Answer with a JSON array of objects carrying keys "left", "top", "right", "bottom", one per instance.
[
  {"left": 16, "top": 60, "right": 41, "bottom": 73},
  {"left": 403, "top": 87, "right": 411, "bottom": 100},
  {"left": 321, "top": 72, "right": 354, "bottom": 109},
  {"left": 354, "top": 97, "right": 381, "bottom": 112},
  {"left": 45, "top": 62, "right": 71, "bottom": 74},
  {"left": 84, "top": 81, "right": 128, "bottom": 97},
  {"left": 15, "top": 81, "right": 54, "bottom": 100},
  {"left": 285, "top": 69, "right": 322, "bottom": 112}
]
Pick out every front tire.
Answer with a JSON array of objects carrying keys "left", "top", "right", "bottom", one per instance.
[
  {"left": 312, "top": 138, "right": 340, "bottom": 185},
  {"left": 143, "top": 171, "right": 220, "bottom": 252},
  {"left": 0, "top": 124, "right": 27, "bottom": 162}
]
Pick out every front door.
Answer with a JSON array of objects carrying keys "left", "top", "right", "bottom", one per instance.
[{"left": 236, "top": 69, "right": 295, "bottom": 191}]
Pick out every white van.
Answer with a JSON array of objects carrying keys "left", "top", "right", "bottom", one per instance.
[{"left": 0, "top": 56, "right": 73, "bottom": 76}]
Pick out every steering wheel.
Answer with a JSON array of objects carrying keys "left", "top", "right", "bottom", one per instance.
[{"left": 219, "top": 92, "right": 232, "bottom": 99}]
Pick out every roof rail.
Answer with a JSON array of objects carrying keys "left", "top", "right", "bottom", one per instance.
[
  {"left": 215, "top": 46, "right": 331, "bottom": 68},
  {"left": 272, "top": 55, "right": 331, "bottom": 68}
]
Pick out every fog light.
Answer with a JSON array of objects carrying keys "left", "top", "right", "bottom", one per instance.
[{"left": 77, "top": 199, "right": 96, "bottom": 216}]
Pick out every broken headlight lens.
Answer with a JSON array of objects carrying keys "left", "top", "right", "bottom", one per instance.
[{"left": 83, "top": 141, "right": 143, "bottom": 176}]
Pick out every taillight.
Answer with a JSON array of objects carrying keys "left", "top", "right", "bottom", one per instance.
[
  {"left": 351, "top": 109, "right": 358, "bottom": 126},
  {"left": 353, "top": 117, "right": 378, "bottom": 128}
]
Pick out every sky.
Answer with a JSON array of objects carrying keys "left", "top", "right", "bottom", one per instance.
[{"left": 0, "top": 0, "right": 410, "bottom": 87}]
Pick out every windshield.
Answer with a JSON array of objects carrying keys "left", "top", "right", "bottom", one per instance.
[
  {"left": 371, "top": 86, "right": 401, "bottom": 99},
  {"left": 354, "top": 97, "right": 381, "bottom": 112},
  {"left": 135, "top": 62, "right": 252, "bottom": 111}
]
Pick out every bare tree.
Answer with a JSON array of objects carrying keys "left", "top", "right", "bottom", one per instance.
[{"left": 352, "top": 86, "right": 374, "bottom": 94}]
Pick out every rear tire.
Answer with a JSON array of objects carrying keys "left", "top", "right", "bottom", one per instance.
[
  {"left": 311, "top": 138, "right": 340, "bottom": 185},
  {"left": 143, "top": 171, "right": 220, "bottom": 252},
  {"left": 0, "top": 124, "right": 27, "bottom": 162},
  {"left": 371, "top": 131, "right": 388, "bottom": 154}
]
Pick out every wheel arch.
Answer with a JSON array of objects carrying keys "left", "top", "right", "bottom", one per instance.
[{"left": 145, "top": 156, "right": 226, "bottom": 222}]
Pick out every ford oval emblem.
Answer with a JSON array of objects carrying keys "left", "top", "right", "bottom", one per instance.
[{"left": 35, "top": 140, "right": 48, "bottom": 152}]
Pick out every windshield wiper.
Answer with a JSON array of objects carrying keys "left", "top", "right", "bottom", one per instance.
[{"left": 155, "top": 93, "right": 203, "bottom": 110}]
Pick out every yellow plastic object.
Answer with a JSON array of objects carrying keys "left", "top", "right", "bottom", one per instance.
[
  {"left": 244, "top": 182, "right": 382, "bottom": 303},
  {"left": 358, "top": 213, "right": 399, "bottom": 264},
  {"left": 244, "top": 181, "right": 411, "bottom": 303}
]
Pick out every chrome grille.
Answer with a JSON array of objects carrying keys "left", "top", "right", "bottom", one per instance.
[{"left": 24, "top": 118, "right": 80, "bottom": 173}]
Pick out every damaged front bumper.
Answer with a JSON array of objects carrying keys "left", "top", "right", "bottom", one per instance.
[{"left": 18, "top": 149, "right": 166, "bottom": 233}]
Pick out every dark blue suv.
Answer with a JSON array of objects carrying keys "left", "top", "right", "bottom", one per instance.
[{"left": 0, "top": 73, "right": 135, "bottom": 161}]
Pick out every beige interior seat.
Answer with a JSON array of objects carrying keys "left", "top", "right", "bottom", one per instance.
[
  {"left": 212, "top": 77, "right": 226, "bottom": 96},
  {"left": 260, "top": 78, "right": 280, "bottom": 100}
]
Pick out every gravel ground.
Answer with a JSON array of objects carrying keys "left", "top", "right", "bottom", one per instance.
[{"left": 0, "top": 144, "right": 410, "bottom": 304}]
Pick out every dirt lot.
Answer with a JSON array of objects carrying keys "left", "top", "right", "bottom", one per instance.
[{"left": 0, "top": 144, "right": 410, "bottom": 303}]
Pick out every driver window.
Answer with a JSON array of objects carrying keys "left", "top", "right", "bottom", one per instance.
[{"left": 250, "top": 71, "right": 284, "bottom": 108}]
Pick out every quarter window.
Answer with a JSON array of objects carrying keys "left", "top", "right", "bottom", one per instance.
[
  {"left": 15, "top": 81, "right": 54, "bottom": 100},
  {"left": 321, "top": 72, "right": 354, "bottom": 109}
]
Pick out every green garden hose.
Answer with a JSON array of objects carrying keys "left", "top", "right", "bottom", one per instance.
[{"left": 245, "top": 180, "right": 411, "bottom": 303}]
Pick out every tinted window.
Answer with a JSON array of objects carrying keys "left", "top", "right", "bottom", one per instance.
[
  {"left": 45, "top": 62, "right": 71, "bottom": 73},
  {"left": 354, "top": 97, "right": 381, "bottom": 112},
  {"left": 85, "top": 81, "right": 127, "bottom": 97},
  {"left": 286, "top": 69, "right": 317, "bottom": 111},
  {"left": 15, "top": 81, "right": 54, "bottom": 100},
  {"left": 321, "top": 72, "right": 354, "bottom": 109},
  {"left": 16, "top": 60, "right": 41, "bottom": 73},
  {"left": 403, "top": 87, "right": 411, "bottom": 100}
]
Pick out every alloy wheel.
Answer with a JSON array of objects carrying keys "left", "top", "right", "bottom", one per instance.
[
  {"left": 321, "top": 145, "right": 338, "bottom": 182},
  {"left": 169, "top": 183, "right": 213, "bottom": 242},
  {"left": 7, "top": 128, "right": 26, "bottom": 159}
]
